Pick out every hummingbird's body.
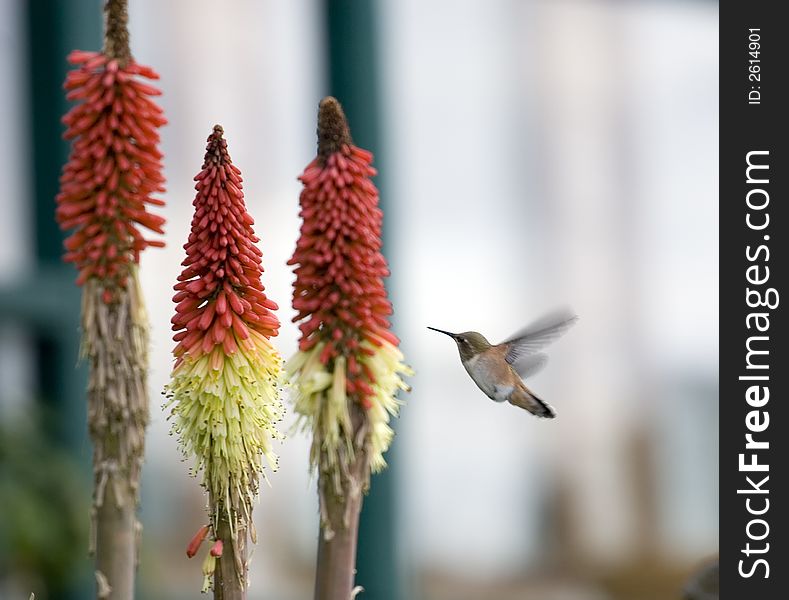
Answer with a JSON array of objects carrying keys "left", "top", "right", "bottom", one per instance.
[{"left": 429, "top": 309, "right": 578, "bottom": 419}]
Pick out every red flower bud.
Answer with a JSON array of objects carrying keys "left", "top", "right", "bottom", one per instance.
[
  {"left": 209, "top": 539, "right": 224, "bottom": 557},
  {"left": 186, "top": 525, "right": 210, "bottom": 558}
]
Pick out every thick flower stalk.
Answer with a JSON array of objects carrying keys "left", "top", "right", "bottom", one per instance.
[
  {"left": 165, "top": 125, "right": 283, "bottom": 597},
  {"left": 53, "top": 2, "right": 165, "bottom": 599},
  {"left": 286, "top": 97, "right": 411, "bottom": 600}
]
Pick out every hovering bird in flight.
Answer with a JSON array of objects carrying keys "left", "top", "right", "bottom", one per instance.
[{"left": 428, "top": 308, "right": 578, "bottom": 418}]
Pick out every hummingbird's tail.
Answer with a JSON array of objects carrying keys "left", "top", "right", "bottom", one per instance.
[{"left": 508, "top": 385, "right": 555, "bottom": 418}]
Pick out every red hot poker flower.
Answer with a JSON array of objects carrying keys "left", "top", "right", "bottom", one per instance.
[
  {"left": 170, "top": 125, "right": 280, "bottom": 368},
  {"left": 56, "top": 49, "right": 166, "bottom": 302},
  {"left": 287, "top": 98, "right": 411, "bottom": 488},
  {"left": 166, "top": 126, "right": 283, "bottom": 592},
  {"left": 286, "top": 99, "right": 411, "bottom": 596},
  {"left": 289, "top": 97, "right": 401, "bottom": 409},
  {"left": 60, "top": 3, "right": 164, "bottom": 597}
]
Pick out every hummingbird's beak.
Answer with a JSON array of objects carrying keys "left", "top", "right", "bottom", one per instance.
[{"left": 427, "top": 326, "right": 456, "bottom": 338}]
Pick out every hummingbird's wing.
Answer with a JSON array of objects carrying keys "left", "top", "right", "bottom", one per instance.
[
  {"left": 503, "top": 307, "right": 578, "bottom": 366},
  {"left": 510, "top": 352, "right": 549, "bottom": 379}
]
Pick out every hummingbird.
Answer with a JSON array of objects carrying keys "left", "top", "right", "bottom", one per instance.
[{"left": 428, "top": 308, "right": 578, "bottom": 418}]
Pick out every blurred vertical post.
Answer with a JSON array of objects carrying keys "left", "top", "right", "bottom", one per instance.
[
  {"left": 323, "top": 2, "right": 403, "bottom": 600},
  {"left": 0, "top": 2, "right": 101, "bottom": 599},
  {"left": 23, "top": 0, "right": 99, "bottom": 449}
]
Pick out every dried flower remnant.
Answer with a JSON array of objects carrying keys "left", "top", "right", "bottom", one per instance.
[
  {"left": 201, "top": 551, "right": 218, "bottom": 594},
  {"left": 165, "top": 125, "right": 283, "bottom": 592},
  {"left": 287, "top": 97, "right": 412, "bottom": 532},
  {"left": 56, "top": 48, "right": 166, "bottom": 302}
]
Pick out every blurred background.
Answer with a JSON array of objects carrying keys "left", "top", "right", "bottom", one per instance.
[{"left": 0, "top": 0, "right": 718, "bottom": 599}]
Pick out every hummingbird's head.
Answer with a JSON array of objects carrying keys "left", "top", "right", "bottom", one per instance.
[{"left": 427, "top": 327, "right": 491, "bottom": 362}]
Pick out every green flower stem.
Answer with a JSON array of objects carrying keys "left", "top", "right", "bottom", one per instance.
[
  {"left": 214, "top": 515, "right": 247, "bottom": 600},
  {"left": 94, "top": 485, "right": 136, "bottom": 599},
  {"left": 314, "top": 405, "right": 367, "bottom": 600}
]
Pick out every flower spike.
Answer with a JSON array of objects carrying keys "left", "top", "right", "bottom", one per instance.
[
  {"left": 287, "top": 97, "right": 412, "bottom": 540},
  {"left": 54, "top": 2, "right": 166, "bottom": 598},
  {"left": 56, "top": 39, "right": 166, "bottom": 302},
  {"left": 165, "top": 125, "right": 283, "bottom": 592}
]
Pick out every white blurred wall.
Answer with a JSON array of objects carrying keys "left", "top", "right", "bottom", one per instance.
[{"left": 382, "top": 0, "right": 718, "bottom": 578}]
